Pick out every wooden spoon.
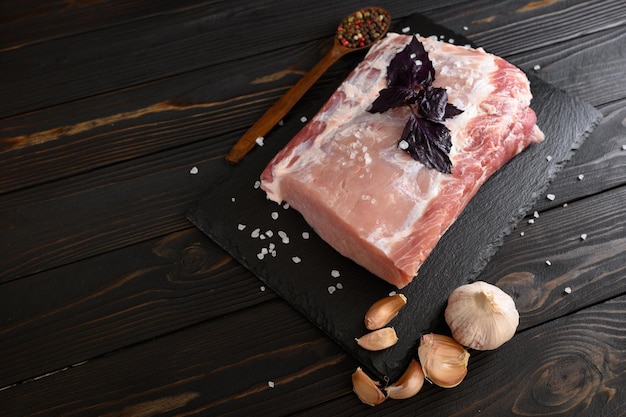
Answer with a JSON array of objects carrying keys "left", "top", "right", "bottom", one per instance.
[{"left": 225, "top": 7, "right": 391, "bottom": 164}]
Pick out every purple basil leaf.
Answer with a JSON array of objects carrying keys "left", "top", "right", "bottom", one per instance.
[
  {"left": 417, "top": 87, "right": 449, "bottom": 121},
  {"left": 444, "top": 103, "right": 464, "bottom": 119},
  {"left": 399, "top": 114, "right": 452, "bottom": 174},
  {"left": 387, "top": 37, "right": 434, "bottom": 89},
  {"left": 369, "top": 87, "right": 418, "bottom": 113}
]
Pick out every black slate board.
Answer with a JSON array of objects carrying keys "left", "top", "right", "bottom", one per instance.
[{"left": 188, "top": 13, "right": 602, "bottom": 382}]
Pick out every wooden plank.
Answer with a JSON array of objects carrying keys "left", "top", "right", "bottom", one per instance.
[
  {"left": 533, "top": 99, "right": 626, "bottom": 212},
  {"left": 0, "top": 0, "right": 429, "bottom": 118},
  {"left": 0, "top": 0, "right": 215, "bottom": 52},
  {"left": 0, "top": 300, "right": 357, "bottom": 417},
  {"left": 0, "top": 228, "right": 275, "bottom": 388},
  {"left": 2, "top": 291, "right": 625, "bottom": 416}
]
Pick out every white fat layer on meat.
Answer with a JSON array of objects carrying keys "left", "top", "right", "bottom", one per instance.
[{"left": 264, "top": 34, "right": 513, "bottom": 252}]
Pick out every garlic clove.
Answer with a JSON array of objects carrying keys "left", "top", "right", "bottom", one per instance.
[
  {"left": 352, "top": 367, "right": 387, "bottom": 406},
  {"left": 385, "top": 358, "right": 425, "bottom": 399},
  {"left": 356, "top": 327, "right": 399, "bottom": 351},
  {"left": 364, "top": 293, "right": 407, "bottom": 330},
  {"left": 417, "top": 333, "right": 469, "bottom": 388},
  {"left": 444, "top": 281, "right": 519, "bottom": 350}
]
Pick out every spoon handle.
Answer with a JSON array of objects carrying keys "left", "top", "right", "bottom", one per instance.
[{"left": 226, "top": 44, "right": 348, "bottom": 164}]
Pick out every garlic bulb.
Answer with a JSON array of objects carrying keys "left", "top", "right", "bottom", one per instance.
[
  {"left": 352, "top": 367, "right": 387, "bottom": 406},
  {"left": 364, "top": 293, "right": 407, "bottom": 330},
  {"left": 444, "top": 281, "right": 519, "bottom": 350},
  {"left": 417, "top": 333, "right": 469, "bottom": 388},
  {"left": 385, "top": 359, "right": 424, "bottom": 399}
]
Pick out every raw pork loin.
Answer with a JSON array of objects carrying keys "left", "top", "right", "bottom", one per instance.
[{"left": 261, "top": 33, "right": 544, "bottom": 288}]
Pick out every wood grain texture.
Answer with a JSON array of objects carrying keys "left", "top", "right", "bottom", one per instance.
[{"left": 0, "top": 228, "right": 275, "bottom": 387}]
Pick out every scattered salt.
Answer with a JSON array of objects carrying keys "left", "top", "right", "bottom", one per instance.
[
  {"left": 580, "top": 233, "right": 588, "bottom": 241},
  {"left": 388, "top": 290, "right": 397, "bottom": 296},
  {"left": 564, "top": 287, "right": 572, "bottom": 294},
  {"left": 292, "top": 256, "right": 302, "bottom": 264},
  {"left": 255, "top": 136, "right": 264, "bottom": 146},
  {"left": 399, "top": 140, "right": 409, "bottom": 150},
  {"left": 546, "top": 155, "right": 553, "bottom": 161},
  {"left": 266, "top": 230, "right": 274, "bottom": 238},
  {"left": 547, "top": 193, "right": 556, "bottom": 201},
  {"left": 271, "top": 212, "right": 279, "bottom": 220},
  {"left": 578, "top": 174, "right": 585, "bottom": 180},
  {"left": 331, "top": 270, "right": 340, "bottom": 278},
  {"left": 278, "top": 119, "right": 284, "bottom": 126},
  {"left": 534, "top": 211, "right": 540, "bottom": 218},
  {"left": 254, "top": 180, "right": 261, "bottom": 189},
  {"left": 528, "top": 219, "right": 535, "bottom": 224},
  {"left": 448, "top": 38, "right": 455, "bottom": 44},
  {"left": 260, "top": 286, "right": 266, "bottom": 291},
  {"left": 231, "top": 197, "right": 236, "bottom": 202},
  {"left": 237, "top": 224, "right": 246, "bottom": 231},
  {"left": 257, "top": 252, "right": 265, "bottom": 260},
  {"left": 268, "top": 381, "right": 275, "bottom": 388},
  {"left": 251, "top": 228, "right": 261, "bottom": 238},
  {"left": 189, "top": 166, "right": 199, "bottom": 175},
  {"left": 463, "top": 26, "right": 469, "bottom": 31},
  {"left": 300, "top": 116, "right": 308, "bottom": 123},
  {"left": 336, "top": 283, "right": 343, "bottom": 290},
  {"left": 520, "top": 231, "right": 525, "bottom": 236},
  {"left": 621, "top": 144, "right": 626, "bottom": 151},
  {"left": 328, "top": 286, "right": 336, "bottom": 294},
  {"left": 563, "top": 203, "right": 568, "bottom": 207},
  {"left": 533, "top": 64, "right": 541, "bottom": 71},
  {"left": 283, "top": 202, "right": 290, "bottom": 209},
  {"left": 401, "top": 26, "right": 411, "bottom": 33},
  {"left": 545, "top": 260, "right": 552, "bottom": 266},
  {"left": 302, "top": 232, "right": 310, "bottom": 239}
]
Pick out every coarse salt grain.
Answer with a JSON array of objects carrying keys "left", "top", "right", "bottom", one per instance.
[
  {"left": 328, "top": 286, "right": 336, "bottom": 294},
  {"left": 388, "top": 291, "right": 397, "bottom": 296},
  {"left": 546, "top": 260, "right": 552, "bottom": 266},
  {"left": 302, "top": 232, "right": 310, "bottom": 239},
  {"left": 237, "top": 224, "right": 246, "bottom": 231},
  {"left": 292, "top": 256, "right": 301, "bottom": 264},
  {"left": 533, "top": 64, "right": 541, "bottom": 71},
  {"left": 231, "top": 197, "right": 236, "bottom": 202},
  {"left": 255, "top": 136, "right": 264, "bottom": 146},
  {"left": 580, "top": 233, "right": 588, "bottom": 241},
  {"left": 268, "top": 381, "right": 275, "bottom": 388},
  {"left": 251, "top": 228, "right": 261, "bottom": 238},
  {"left": 300, "top": 116, "right": 308, "bottom": 123},
  {"left": 622, "top": 144, "right": 626, "bottom": 151},
  {"left": 283, "top": 202, "right": 290, "bottom": 209},
  {"left": 564, "top": 287, "right": 572, "bottom": 294},
  {"left": 547, "top": 194, "right": 556, "bottom": 201},
  {"left": 399, "top": 140, "right": 409, "bottom": 150},
  {"left": 271, "top": 212, "right": 279, "bottom": 220},
  {"left": 546, "top": 155, "right": 553, "bottom": 161},
  {"left": 578, "top": 174, "right": 585, "bottom": 180},
  {"left": 331, "top": 269, "right": 340, "bottom": 278},
  {"left": 336, "top": 283, "right": 343, "bottom": 290},
  {"left": 401, "top": 26, "right": 411, "bottom": 33},
  {"left": 528, "top": 219, "right": 535, "bottom": 224},
  {"left": 534, "top": 211, "right": 540, "bottom": 218},
  {"left": 254, "top": 180, "right": 261, "bottom": 189},
  {"left": 520, "top": 231, "right": 525, "bottom": 236},
  {"left": 463, "top": 26, "right": 469, "bottom": 31},
  {"left": 190, "top": 166, "right": 199, "bottom": 175}
]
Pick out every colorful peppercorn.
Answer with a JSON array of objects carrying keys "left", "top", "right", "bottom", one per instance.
[{"left": 336, "top": 8, "right": 390, "bottom": 49}]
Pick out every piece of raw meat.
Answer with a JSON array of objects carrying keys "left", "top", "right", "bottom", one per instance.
[{"left": 260, "top": 33, "right": 544, "bottom": 288}]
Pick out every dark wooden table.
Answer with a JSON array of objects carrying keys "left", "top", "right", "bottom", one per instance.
[{"left": 1, "top": 1, "right": 625, "bottom": 416}]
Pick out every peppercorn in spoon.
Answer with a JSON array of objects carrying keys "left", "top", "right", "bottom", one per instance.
[{"left": 226, "top": 7, "right": 391, "bottom": 164}]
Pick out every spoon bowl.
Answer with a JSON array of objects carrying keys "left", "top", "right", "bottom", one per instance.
[{"left": 226, "top": 7, "right": 391, "bottom": 164}]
